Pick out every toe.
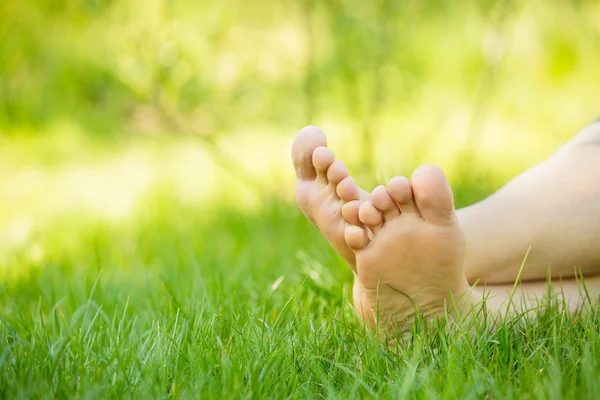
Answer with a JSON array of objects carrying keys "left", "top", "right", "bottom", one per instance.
[
  {"left": 371, "top": 185, "right": 400, "bottom": 221},
  {"left": 411, "top": 164, "right": 456, "bottom": 226},
  {"left": 345, "top": 225, "right": 368, "bottom": 250},
  {"left": 312, "top": 146, "right": 335, "bottom": 183},
  {"left": 327, "top": 160, "right": 349, "bottom": 185},
  {"left": 292, "top": 126, "right": 327, "bottom": 181},
  {"left": 336, "top": 176, "right": 360, "bottom": 201},
  {"left": 387, "top": 176, "right": 419, "bottom": 215},
  {"left": 358, "top": 201, "right": 383, "bottom": 232},
  {"left": 341, "top": 200, "right": 361, "bottom": 225}
]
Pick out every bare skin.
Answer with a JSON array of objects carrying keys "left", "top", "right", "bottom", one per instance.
[
  {"left": 292, "top": 127, "right": 369, "bottom": 269},
  {"left": 462, "top": 121, "right": 600, "bottom": 284},
  {"left": 292, "top": 123, "right": 600, "bottom": 332},
  {"left": 343, "top": 166, "right": 471, "bottom": 332}
]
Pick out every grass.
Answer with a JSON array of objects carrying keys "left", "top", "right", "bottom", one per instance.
[{"left": 1, "top": 190, "right": 599, "bottom": 399}]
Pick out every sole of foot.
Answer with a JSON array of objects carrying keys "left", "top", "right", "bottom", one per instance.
[
  {"left": 343, "top": 164, "right": 471, "bottom": 340},
  {"left": 292, "top": 126, "right": 369, "bottom": 269}
]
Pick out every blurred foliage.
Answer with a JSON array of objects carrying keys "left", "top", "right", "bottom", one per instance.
[
  {"left": 2, "top": 0, "right": 599, "bottom": 139},
  {"left": 1, "top": 0, "right": 600, "bottom": 244}
]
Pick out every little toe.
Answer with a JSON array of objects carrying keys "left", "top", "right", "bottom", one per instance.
[
  {"left": 312, "top": 146, "right": 335, "bottom": 183},
  {"left": 341, "top": 200, "right": 361, "bottom": 225},
  {"left": 358, "top": 201, "right": 383, "bottom": 232},
  {"left": 336, "top": 176, "right": 360, "bottom": 201},
  {"left": 387, "top": 176, "right": 419, "bottom": 215},
  {"left": 371, "top": 185, "right": 400, "bottom": 221},
  {"left": 345, "top": 225, "right": 369, "bottom": 250},
  {"left": 327, "top": 160, "right": 349, "bottom": 186},
  {"left": 291, "top": 126, "right": 327, "bottom": 181},
  {"left": 411, "top": 164, "right": 456, "bottom": 226}
]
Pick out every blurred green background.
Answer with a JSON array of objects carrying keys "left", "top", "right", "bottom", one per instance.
[{"left": 1, "top": 0, "right": 600, "bottom": 264}]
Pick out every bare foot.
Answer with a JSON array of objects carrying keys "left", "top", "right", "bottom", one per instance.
[
  {"left": 292, "top": 126, "right": 369, "bottom": 268},
  {"left": 342, "top": 164, "right": 472, "bottom": 338}
]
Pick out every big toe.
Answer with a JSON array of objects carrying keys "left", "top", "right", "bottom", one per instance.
[
  {"left": 411, "top": 164, "right": 456, "bottom": 226},
  {"left": 292, "top": 126, "right": 328, "bottom": 181}
]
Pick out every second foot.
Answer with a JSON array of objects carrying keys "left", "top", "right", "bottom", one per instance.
[
  {"left": 343, "top": 165, "right": 472, "bottom": 339},
  {"left": 292, "top": 126, "right": 369, "bottom": 268}
]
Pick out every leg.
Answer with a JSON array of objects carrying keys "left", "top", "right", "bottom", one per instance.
[
  {"left": 291, "top": 122, "right": 600, "bottom": 339},
  {"left": 485, "top": 275, "right": 600, "bottom": 314},
  {"left": 293, "top": 121, "right": 600, "bottom": 286},
  {"left": 461, "top": 120, "right": 600, "bottom": 284}
]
